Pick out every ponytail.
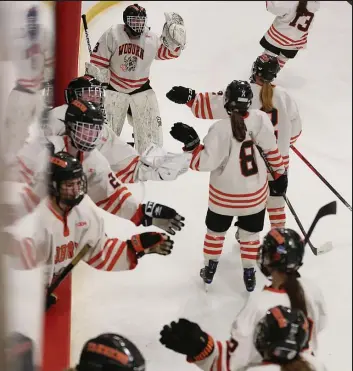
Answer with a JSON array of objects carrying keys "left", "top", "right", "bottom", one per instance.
[
  {"left": 281, "top": 357, "right": 314, "bottom": 371},
  {"left": 260, "top": 82, "right": 274, "bottom": 112},
  {"left": 230, "top": 111, "right": 247, "bottom": 142},
  {"left": 282, "top": 273, "right": 308, "bottom": 317},
  {"left": 296, "top": 0, "right": 308, "bottom": 17}
]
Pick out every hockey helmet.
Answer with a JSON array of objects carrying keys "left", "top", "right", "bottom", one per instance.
[
  {"left": 257, "top": 228, "right": 304, "bottom": 278},
  {"left": 76, "top": 333, "right": 146, "bottom": 371},
  {"left": 48, "top": 151, "right": 87, "bottom": 208},
  {"left": 224, "top": 80, "right": 253, "bottom": 115},
  {"left": 123, "top": 4, "right": 147, "bottom": 36},
  {"left": 27, "top": 6, "right": 39, "bottom": 40},
  {"left": 251, "top": 54, "right": 280, "bottom": 83},
  {"left": 254, "top": 305, "right": 309, "bottom": 363},
  {"left": 65, "top": 75, "right": 105, "bottom": 106},
  {"left": 65, "top": 99, "right": 104, "bottom": 152}
]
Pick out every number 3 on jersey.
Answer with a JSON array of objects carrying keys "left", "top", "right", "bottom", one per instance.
[{"left": 264, "top": 108, "right": 279, "bottom": 142}]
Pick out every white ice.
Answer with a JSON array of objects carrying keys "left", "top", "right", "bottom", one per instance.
[{"left": 38, "top": 1, "right": 353, "bottom": 370}]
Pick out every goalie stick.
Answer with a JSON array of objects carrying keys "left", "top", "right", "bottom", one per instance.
[{"left": 253, "top": 138, "right": 336, "bottom": 256}]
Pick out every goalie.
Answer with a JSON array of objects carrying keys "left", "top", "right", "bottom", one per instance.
[{"left": 86, "top": 3, "right": 187, "bottom": 154}]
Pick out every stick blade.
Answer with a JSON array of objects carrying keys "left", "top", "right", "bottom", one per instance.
[{"left": 317, "top": 201, "right": 337, "bottom": 218}]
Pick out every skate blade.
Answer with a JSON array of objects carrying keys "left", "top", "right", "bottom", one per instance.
[{"left": 317, "top": 241, "right": 334, "bottom": 255}]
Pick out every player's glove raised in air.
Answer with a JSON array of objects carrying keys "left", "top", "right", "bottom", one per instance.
[
  {"left": 127, "top": 232, "right": 174, "bottom": 258},
  {"left": 140, "top": 201, "right": 185, "bottom": 235},
  {"left": 170, "top": 122, "right": 200, "bottom": 152},
  {"left": 160, "top": 318, "right": 215, "bottom": 362},
  {"left": 269, "top": 172, "right": 288, "bottom": 196},
  {"left": 166, "top": 86, "right": 196, "bottom": 104}
]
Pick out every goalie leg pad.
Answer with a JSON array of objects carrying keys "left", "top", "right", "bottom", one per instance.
[
  {"left": 104, "top": 89, "right": 131, "bottom": 136},
  {"left": 130, "top": 89, "right": 163, "bottom": 154}
]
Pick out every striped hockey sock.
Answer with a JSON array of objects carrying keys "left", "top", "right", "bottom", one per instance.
[
  {"left": 268, "top": 206, "right": 286, "bottom": 228},
  {"left": 203, "top": 230, "right": 226, "bottom": 265}
]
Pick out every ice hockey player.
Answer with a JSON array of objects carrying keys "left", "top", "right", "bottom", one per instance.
[
  {"left": 42, "top": 75, "right": 192, "bottom": 183},
  {"left": 14, "top": 99, "right": 185, "bottom": 237},
  {"left": 86, "top": 3, "right": 187, "bottom": 154},
  {"left": 159, "top": 227, "right": 327, "bottom": 370},
  {"left": 166, "top": 55, "right": 302, "bottom": 229},
  {"left": 160, "top": 305, "right": 326, "bottom": 371},
  {"left": 4, "top": 4, "right": 54, "bottom": 165},
  {"left": 169, "top": 80, "right": 287, "bottom": 292},
  {"left": 258, "top": 1, "right": 320, "bottom": 70},
  {"left": 6, "top": 152, "right": 174, "bottom": 309},
  {"left": 64, "top": 332, "right": 145, "bottom": 371}
]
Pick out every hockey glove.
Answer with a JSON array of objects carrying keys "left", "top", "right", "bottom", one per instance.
[
  {"left": 159, "top": 318, "right": 215, "bottom": 362},
  {"left": 269, "top": 172, "right": 288, "bottom": 196},
  {"left": 166, "top": 86, "right": 196, "bottom": 104},
  {"left": 127, "top": 232, "right": 174, "bottom": 258},
  {"left": 141, "top": 201, "right": 185, "bottom": 235},
  {"left": 170, "top": 122, "right": 200, "bottom": 152}
]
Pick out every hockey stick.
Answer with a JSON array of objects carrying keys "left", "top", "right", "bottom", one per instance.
[
  {"left": 291, "top": 146, "right": 352, "bottom": 212},
  {"left": 81, "top": 14, "right": 92, "bottom": 55},
  {"left": 46, "top": 244, "right": 91, "bottom": 300},
  {"left": 253, "top": 141, "right": 331, "bottom": 255},
  {"left": 303, "top": 201, "right": 337, "bottom": 255}
]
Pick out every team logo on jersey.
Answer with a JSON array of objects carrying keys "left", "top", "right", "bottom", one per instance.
[
  {"left": 118, "top": 43, "right": 144, "bottom": 59},
  {"left": 120, "top": 55, "right": 138, "bottom": 72}
]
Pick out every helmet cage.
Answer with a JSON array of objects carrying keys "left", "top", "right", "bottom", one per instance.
[{"left": 67, "top": 121, "right": 102, "bottom": 152}]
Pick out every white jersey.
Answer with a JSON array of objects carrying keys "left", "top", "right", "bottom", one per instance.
[
  {"left": 193, "top": 278, "right": 327, "bottom": 371},
  {"left": 6, "top": 195, "right": 138, "bottom": 287},
  {"left": 15, "top": 135, "right": 142, "bottom": 224},
  {"left": 189, "top": 110, "right": 285, "bottom": 216},
  {"left": 41, "top": 104, "right": 191, "bottom": 182},
  {"left": 187, "top": 84, "right": 302, "bottom": 169},
  {"left": 11, "top": 24, "right": 54, "bottom": 92},
  {"left": 90, "top": 24, "right": 182, "bottom": 93},
  {"left": 244, "top": 353, "right": 326, "bottom": 371},
  {"left": 264, "top": 1, "right": 320, "bottom": 50}
]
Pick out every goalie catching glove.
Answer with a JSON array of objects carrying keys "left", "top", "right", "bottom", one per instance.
[
  {"left": 166, "top": 86, "right": 196, "bottom": 105},
  {"left": 140, "top": 201, "right": 185, "bottom": 235},
  {"left": 127, "top": 232, "right": 174, "bottom": 258},
  {"left": 160, "top": 318, "right": 215, "bottom": 362},
  {"left": 161, "top": 12, "right": 187, "bottom": 50}
]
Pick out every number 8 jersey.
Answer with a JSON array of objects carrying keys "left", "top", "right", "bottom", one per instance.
[{"left": 188, "top": 110, "right": 285, "bottom": 217}]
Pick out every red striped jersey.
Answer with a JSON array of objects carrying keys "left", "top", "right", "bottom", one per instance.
[
  {"left": 264, "top": 1, "right": 320, "bottom": 50},
  {"left": 188, "top": 110, "right": 285, "bottom": 217},
  {"left": 90, "top": 24, "right": 182, "bottom": 93}
]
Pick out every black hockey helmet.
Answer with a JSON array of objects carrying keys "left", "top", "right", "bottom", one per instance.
[
  {"left": 64, "top": 99, "right": 104, "bottom": 152},
  {"left": 257, "top": 228, "right": 304, "bottom": 278},
  {"left": 65, "top": 75, "right": 105, "bottom": 106},
  {"left": 123, "top": 4, "right": 147, "bottom": 36},
  {"left": 251, "top": 54, "right": 280, "bottom": 83},
  {"left": 254, "top": 305, "right": 309, "bottom": 363},
  {"left": 27, "top": 5, "right": 39, "bottom": 40},
  {"left": 48, "top": 151, "right": 87, "bottom": 208},
  {"left": 76, "top": 333, "right": 146, "bottom": 371},
  {"left": 224, "top": 80, "right": 253, "bottom": 115}
]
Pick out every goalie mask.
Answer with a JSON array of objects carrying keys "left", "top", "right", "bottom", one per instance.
[
  {"left": 27, "top": 6, "right": 39, "bottom": 40},
  {"left": 76, "top": 333, "right": 146, "bottom": 371},
  {"left": 65, "top": 75, "right": 105, "bottom": 107},
  {"left": 257, "top": 228, "right": 304, "bottom": 278},
  {"left": 65, "top": 99, "right": 104, "bottom": 152},
  {"left": 123, "top": 4, "right": 147, "bottom": 37},
  {"left": 48, "top": 151, "right": 87, "bottom": 208},
  {"left": 254, "top": 306, "right": 309, "bottom": 364}
]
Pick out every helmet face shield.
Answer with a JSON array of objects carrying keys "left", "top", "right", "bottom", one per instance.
[
  {"left": 74, "top": 87, "right": 105, "bottom": 105},
  {"left": 68, "top": 121, "right": 102, "bottom": 152}
]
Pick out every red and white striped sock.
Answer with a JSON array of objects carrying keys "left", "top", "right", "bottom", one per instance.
[
  {"left": 238, "top": 229, "right": 260, "bottom": 269},
  {"left": 268, "top": 206, "right": 286, "bottom": 228},
  {"left": 203, "top": 229, "right": 226, "bottom": 265}
]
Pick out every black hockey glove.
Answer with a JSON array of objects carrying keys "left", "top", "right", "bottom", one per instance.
[
  {"left": 140, "top": 201, "right": 185, "bottom": 235},
  {"left": 170, "top": 122, "right": 200, "bottom": 152},
  {"left": 269, "top": 172, "right": 288, "bottom": 196},
  {"left": 160, "top": 318, "right": 215, "bottom": 361},
  {"left": 127, "top": 232, "right": 174, "bottom": 257},
  {"left": 166, "top": 86, "right": 196, "bottom": 104}
]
